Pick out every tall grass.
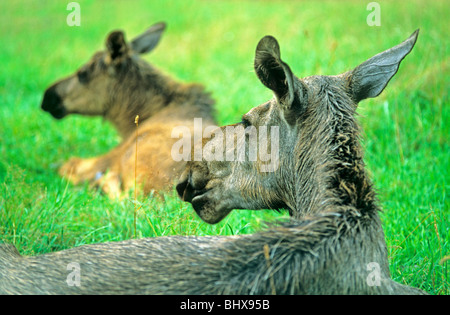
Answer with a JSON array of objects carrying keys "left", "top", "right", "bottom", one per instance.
[{"left": 0, "top": 0, "right": 448, "bottom": 294}]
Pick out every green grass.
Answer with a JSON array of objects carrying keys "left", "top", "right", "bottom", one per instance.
[{"left": 0, "top": 0, "right": 448, "bottom": 294}]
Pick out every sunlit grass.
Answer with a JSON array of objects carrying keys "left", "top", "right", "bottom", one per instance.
[{"left": 0, "top": 0, "right": 447, "bottom": 294}]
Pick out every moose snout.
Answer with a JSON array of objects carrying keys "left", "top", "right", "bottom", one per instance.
[
  {"left": 41, "top": 86, "right": 66, "bottom": 119},
  {"left": 176, "top": 170, "right": 197, "bottom": 203},
  {"left": 176, "top": 170, "right": 190, "bottom": 200},
  {"left": 176, "top": 166, "right": 211, "bottom": 203}
]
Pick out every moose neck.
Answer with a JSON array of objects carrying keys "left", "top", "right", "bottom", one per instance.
[
  {"left": 290, "top": 86, "right": 379, "bottom": 219},
  {"left": 105, "top": 64, "right": 215, "bottom": 139}
]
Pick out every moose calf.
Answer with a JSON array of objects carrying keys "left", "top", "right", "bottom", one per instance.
[
  {"left": 41, "top": 23, "right": 216, "bottom": 198},
  {"left": 1, "top": 30, "right": 425, "bottom": 294}
]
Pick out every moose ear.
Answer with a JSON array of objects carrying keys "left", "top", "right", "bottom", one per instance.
[
  {"left": 106, "top": 30, "right": 129, "bottom": 63},
  {"left": 348, "top": 29, "right": 419, "bottom": 103},
  {"left": 254, "top": 36, "right": 297, "bottom": 108},
  {"left": 131, "top": 22, "right": 166, "bottom": 54}
]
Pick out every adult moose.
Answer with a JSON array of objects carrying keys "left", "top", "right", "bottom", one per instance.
[
  {"left": 41, "top": 23, "right": 216, "bottom": 197},
  {"left": 1, "top": 30, "right": 425, "bottom": 294}
]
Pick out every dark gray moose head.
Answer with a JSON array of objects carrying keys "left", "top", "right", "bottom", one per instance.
[{"left": 177, "top": 30, "right": 419, "bottom": 224}]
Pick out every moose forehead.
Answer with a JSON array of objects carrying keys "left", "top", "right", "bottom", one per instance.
[
  {"left": 300, "top": 74, "right": 356, "bottom": 113},
  {"left": 251, "top": 75, "right": 353, "bottom": 115},
  {"left": 243, "top": 101, "right": 271, "bottom": 121},
  {"left": 90, "top": 51, "right": 107, "bottom": 64},
  {"left": 78, "top": 49, "right": 136, "bottom": 69},
  {"left": 75, "top": 50, "right": 148, "bottom": 82},
  {"left": 76, "top": 52, "right": 108, "bottom": 74},
  {"left": 302, "top": 75, "right": 349, "bottom": 95}
]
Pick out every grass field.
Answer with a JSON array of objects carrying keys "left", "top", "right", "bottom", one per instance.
[{"left": 0, "top": 0, "right": 448, "bottom": 294}]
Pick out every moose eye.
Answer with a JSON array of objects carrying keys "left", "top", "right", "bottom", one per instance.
[
  {"left": 77, "top": 69, "right": 90, "bottom": 84},
  {"left": 241, "top": 117, "right": 251, "bottom": 128}
]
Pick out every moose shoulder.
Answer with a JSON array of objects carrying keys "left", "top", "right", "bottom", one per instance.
[
  {"left": 41, "top": 23, "right": 216, "bottom": 197},
  {"left": 1, "top": 30, "right": 425, "bottom": 294}
]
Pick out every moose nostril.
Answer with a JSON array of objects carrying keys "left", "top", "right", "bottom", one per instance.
[
  {"left": 41, "top": 86, "right": 67, "bottom": 119},
  {"left": 176, "top": 170, "right": 191, "bottom": 200},
  {"left": 176, "top": 180, "right": 188, "bottom": 199},
  {"left": 41, "top": 86, "right": 62, "bottom": 111},
  {"left": 176, "top": 169, "right": 209, "bottom": 203}
]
